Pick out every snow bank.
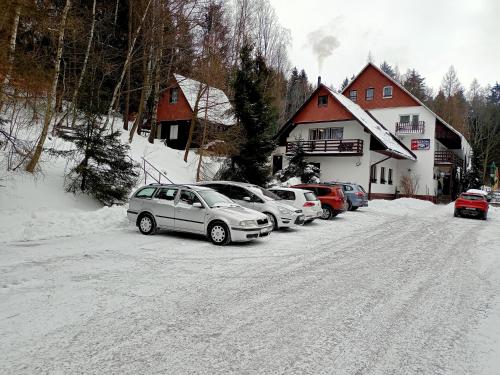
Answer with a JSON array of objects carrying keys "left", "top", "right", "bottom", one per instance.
[{"left": 368, "top": 198, "right": 435, "bottom": 215}]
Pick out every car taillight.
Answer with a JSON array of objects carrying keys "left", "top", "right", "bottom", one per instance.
[
  {"left": 303, "top": 202, "right": 315, "bottom": 207},
  {"left": 355, "top": 192, "right": 364, "bottom": 197}
]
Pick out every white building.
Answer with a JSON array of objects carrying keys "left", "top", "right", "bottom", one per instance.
[{"left": 274, "top": 63, "right": 471, "bottom": 202}]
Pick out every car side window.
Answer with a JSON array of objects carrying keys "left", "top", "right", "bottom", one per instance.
[
  {"left": 317, "top": 187, "right": 330, "bottom": 196},
  {"left": 230, "top": 186, "right": 250, "bottom": 200},
  {"left": 280, "top": 191, "right": 295, "bottom": 200},
  {"left": 179, "top": 190, "right": 200, "bottom": 205},
  {"left": 344, "top": 185, "right": 353, "bottom": 191},
  {"left": 156, "top": 188, "right": 178, "bottom": 201},
  {"left": 135, "top": 187, "right": 157, "bottom": 198},
  {"left": 206, "top": 184, "right": 231, "bottom": 197}
]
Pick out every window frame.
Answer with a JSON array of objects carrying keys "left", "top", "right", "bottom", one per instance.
[
  {"left": 170, "top": 124, "right": 179, "bottom": 140},
  {"left": 380, "top": 167, "right": 386, "bottom": 184},
  {"left": 388, "top": 168, "right": 393, "bottom": 185},
  {"left": 349, "top": 90, "right": 358, "bottom": 102},
  {"left": 365, "top": 87, "right": 375, "bottom": 101},
  {"left": 383, "top": 86, "right": 393, "bottom": 99},
  {"left": 169, "top": 87, "right": 179, "bottom": 104},
  {"left": 317, "top": 95, "right": 328, "bottom": 107},
  {"left": 155, "top": 187, "right": 179, "bottom": 201},
  {"left": 370, "top": 165, "right": 377, "bottom": 183}
]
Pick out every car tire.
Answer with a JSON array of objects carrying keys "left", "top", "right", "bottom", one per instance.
[
  {"left": 265, "top": 212, "right": 278, "bottom": 230},
  {"left": 138, "top": 213, "right": 156, "bottom": 235},
  {"left": 454, "top": 209, "right": 460, "bottom": 217},
  {"left": 482, "top": 212, "right": 488, "bottom": 220},
  {"left": 351, "top": 206, "right": 359, "bottom": 211},
  {"left": 208, "top": 221, "right": 231, "bottom": 246},
  {"left": 321, "top": 205, "right": 333, "bottom": 220}
]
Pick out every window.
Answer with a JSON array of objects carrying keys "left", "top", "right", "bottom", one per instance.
[
  {"left": 156, "top": 188, "right": 178, "bottom": 201},
  {"left": 179, "top": 190, "right": 200, "bottom": 205},
  {"left": 274, "top": 190, "right": 295, "bottom": 201},
  {"left": 380, "top": 167, "right": 386, "bottom": 184},
  {"left": 316, "top": 187, "right": 331, "bottom": 196},
  {"left": 170, "top": 124, "right": 178, "bottom": 140},
  {"left": 388, "top": 169, "right": 393, "bottom": 185},
  {"left": 349, "top": 90, "right": 358, "bottom": 102},
  {"left": 370, "top": 165, "right": 377, "bottom": 183},
  {"left": 135, "top": 187, "right": 157, "bottom": 198},
  {"left": 343, "top": 184, "right": 353, "bottom": 191},
  {"left": 411, "top": 114, "right": 420, "bottom": 125},
  {"left": 304, "top": 192, "right": 317, "bottom": 201},
  {"left": 318, "top": 95, "right": 328, "bottom": 107},
  {"left": 383, "top": 86, "right": 393, "bottom": 98},
  {"left": 365, "top": 88, "right": 374, "bottom": 101},
  {"left": 399, "top": 115, "right": 411, "bottom": 124},
  {"left": 309, "top": 127, "right": 343, "bottom": 140},
  {"left": 230, "top": 186, "right": 251, "bottom": 201},
  {"left": 169, "top": 87, "right": 178, "bottom": 104}
]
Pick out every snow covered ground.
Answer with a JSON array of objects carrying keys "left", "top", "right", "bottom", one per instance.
[{"left": 1, "top": 198, "right": 500, "bottom": 374}]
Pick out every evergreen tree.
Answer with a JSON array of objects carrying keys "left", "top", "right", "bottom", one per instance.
[
  {"left": 284, "top": 67, "right": 313, "bottom": 120},
  {"left": 276, "top": 138, "right": 319, "bottom": 183},
  {"left": 62, "top": 116, "right": 139, "bottom": 206},
  {"left": 380, "top": 61, "right": 396, "bottom": 79},
  {"left": 402, "top": 68, "right": 429, "bottom": 102},
  {"left": 487, "top": 82, "right": 500, "bottom": 104},
  {"left": 219, "top": 44, "right": 277, "bottom": 186},
  {"left": 340, "top": 77, "right": 349, "bottom": 91}
]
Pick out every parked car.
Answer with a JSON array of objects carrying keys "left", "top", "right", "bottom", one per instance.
[
  {"left": 127, "top": 184, "right": 273, "bottom": 245},
  {"left": 467, "top": 188, "right": 492, "bottom": 202},
  {"left": 325, "top": 181, "right": 368, "bottom": 211},
  {"left": 197, "top": 181, "right": 305, "bottom": 230},
  {"left": 268, "top": 187, "right": 322, "bottom": 223},
  {"left": 490, "top": 191, "right": 500, "bottom": 207},
  {"left": 292, "top": 183, "right": 347, "bottom": 220},
  {"left": 454, "top": 192, "right": 489, "bottom": 220}
]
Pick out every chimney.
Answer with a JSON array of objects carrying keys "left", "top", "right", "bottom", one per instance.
[{"left": 317, "top": 76, "right": 322, "bottom": 87}]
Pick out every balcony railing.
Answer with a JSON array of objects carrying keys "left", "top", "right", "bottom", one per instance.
[
  {"left": 286, "top": 139, "right": 364, "bottom": 155},
  {"left": 434, "top": 150, "right": 463, "bottom": 167},
  {"left": 395, "top": 121, "right": 425, "bottom": 134}
]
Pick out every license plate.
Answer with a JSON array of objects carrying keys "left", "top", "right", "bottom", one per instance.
[{"left": 465, "top": 207, "right": 476, "bottom": 210}]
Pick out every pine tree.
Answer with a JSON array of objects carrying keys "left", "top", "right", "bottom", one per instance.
[
  {"left": 340, "top": 77, "right": 349, "bottom": 91},
  {"left": 219, "top": 44, "right": 277, "bottom": 186},
  {"left": 488, "top": 82, "right": 500, "bottom": 105},
  {"left": 63, "top": 116, "right": 139, "bottom": 206},
  {"left": 380, "top": 61, "right": 396, "bottom": 79},
  {"left": 402, "top": 69, "right": 429, "bottom": 102},
  {"left": 277, "top": 138, "right": 319, "bottom": 183}
]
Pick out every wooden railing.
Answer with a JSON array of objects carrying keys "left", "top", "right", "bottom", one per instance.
[
  {"left": 286, "top": 139, "right": 364, "bottom": 155},
  {"left": 434, "top": 150, "right": 463, "bottom": 167},
  {"left": 395, "top": 121, "right": 425, "bottom": 134}
]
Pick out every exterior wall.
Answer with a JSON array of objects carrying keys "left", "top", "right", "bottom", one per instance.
[
  {"left": 369, "top": 106, "right": 436, "bottom": 196},
  {"left": 343, "top": 64, "right": 420, "bottom": 110},
  {"left": 287, "top": 120, "right": 372, "bottom": 187},
  {"left": 159, "top": 120, "right": 191, "bottom": 150},
  {"left": 369, "top": 152, "right": 399, "bottom": 195},
  {"left": 293, "top": 86, "right": 354, "bottom": 124},
  {"left": 156, "top": 83, "right": 193, "bottom": 122}
]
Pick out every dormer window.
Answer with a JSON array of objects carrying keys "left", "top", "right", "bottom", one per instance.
[
  {"left": 365, "top": 88, "right": 374, "bottom": 101},
  {"left": 318, "top": 95, "right": 328, "bottom": 107},
  {"left": 169, "top": 87, "right": 179, "bottom": 104},
  {"left": 349, "top": 90, "right": 357, "bottom": 102},
  {"left": 383, "top": 86, "right": 393, "bottom": 98}
]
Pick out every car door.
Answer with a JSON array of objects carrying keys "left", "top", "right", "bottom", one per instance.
[
  {"left": 174, "top": 190, "right": 206, "bottom": 234},
  {"left": 151, "top": 187, "right": 179, "bottom": 228},
  {"left": 229, "top": 185, "right": 255, "bottom": 209}
]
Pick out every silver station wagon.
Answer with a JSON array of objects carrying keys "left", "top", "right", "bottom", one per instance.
[{"left": 127, "top": 184, "right": 273, "bottom": 245}]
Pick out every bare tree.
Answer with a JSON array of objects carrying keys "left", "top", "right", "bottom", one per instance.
[
  {"left": 26, "top": 0, "right": 72, "bottom": 173},
  {"left": 0, "top": 3, "right": 21, "bottom": 112}
]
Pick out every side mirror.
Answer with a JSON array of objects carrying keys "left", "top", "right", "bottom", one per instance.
[
  {"left": 193, "top": 202, "right": 203, "bottom": 208},
  {"left": 243, "top": 196, "right": 251, "bottom": 202}
]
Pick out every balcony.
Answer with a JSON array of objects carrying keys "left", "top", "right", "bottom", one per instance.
[
  {"left": 434, "top": 150, "right": 463, "bottom": 167},
  {"left": 286, "top": 139, "right": 364, "bottom": 156},
  {"left": 395, "top": 121, "right": 425, "bottom": 134}
]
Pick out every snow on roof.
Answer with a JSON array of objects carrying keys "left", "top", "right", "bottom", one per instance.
[
  {"left": 174, "top": 74, "right": 235, "bottom": 127},
  {"left": 326, "top": 88, "right": 416, "bottom": 160}
]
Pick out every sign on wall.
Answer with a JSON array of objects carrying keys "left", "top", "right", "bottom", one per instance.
[{"left": 411, "top": 139, "right": 430, "bottom": 150}]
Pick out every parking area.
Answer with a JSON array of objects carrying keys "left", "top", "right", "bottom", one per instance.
[{"left": 1, "top": 202, "right": 500, "bottom": 374}]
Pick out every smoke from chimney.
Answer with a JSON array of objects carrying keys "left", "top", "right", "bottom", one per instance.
[{"left": 307, "top": 29, "right": 340, "bottom": 74}]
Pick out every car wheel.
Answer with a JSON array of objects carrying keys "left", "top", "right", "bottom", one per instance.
[
  {"left": 454, "top": 209, "right": 460, "bottom": 217},
  {"left": 351, "top": 206, "right": 359, "bottom": 211},
  {"left": 265, "top": 213, "right": 278, "bottom": 230},
  {"left": 321, "top": 205, "right": 333, "bottom": 220},
  {"left": 138, "top": 213, "right": 156, "bottom": 235},
  {"left": 208, "top": 221, "right": 231, "bottom": 245},
  {"left": 482, "top": 212, "right": 487, "bottom": 220}
]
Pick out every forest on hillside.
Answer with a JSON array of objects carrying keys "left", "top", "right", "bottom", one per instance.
[{"left": 0, "top": 0, "right": 498, "bottom": 190}]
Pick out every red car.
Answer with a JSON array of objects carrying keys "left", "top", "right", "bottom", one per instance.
[
  {"left": 454, "top": 192, "right": 489, "bottom": 220},
  {"left": 292, "top": 183, "right": 347, "bottom": 220}
]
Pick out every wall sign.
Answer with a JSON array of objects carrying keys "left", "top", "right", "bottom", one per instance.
[{"left": 411, "top": 139, "right": 430, "bottom": 150}]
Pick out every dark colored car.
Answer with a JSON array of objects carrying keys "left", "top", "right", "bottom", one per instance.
[
  {"left": 454, "top": 192, "right": 489, "bottom": 220},
  {"left": 326, "top": 182, "right": 368, "bottom": 211},
  {"left": 292, "top": 183, "right": 347, "bottom": 220}
]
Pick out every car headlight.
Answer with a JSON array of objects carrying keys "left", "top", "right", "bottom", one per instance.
[
  {"left": 239, "top": 220, "right": 257, "bottom": 227},
  {"left": 278, "top": 206, "right": 292, "bottom": 215}
]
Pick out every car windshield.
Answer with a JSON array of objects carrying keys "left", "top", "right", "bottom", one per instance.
[
  {"left": 249, "top": 186, "right": 282, "bottom": 201},
  {"left": 198, "top": 190, "right": 236, "bottom": 207},
  {"left": 461, "top": 194, "right": 484, "bottom": 201}
]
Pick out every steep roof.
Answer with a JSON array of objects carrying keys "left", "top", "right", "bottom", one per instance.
[
  {"left": 174, "top": 74, "right": 236, "bottom": 126},
  {"left": 342, "top": 62, "right": 463, "bottom": 140},
  {"left": 276, "top": 84, "right": 416, "bottom": 160}
]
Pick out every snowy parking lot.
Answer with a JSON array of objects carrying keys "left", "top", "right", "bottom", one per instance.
[{"left": 1, "top": 200, "right": 500, "bottom": 374}]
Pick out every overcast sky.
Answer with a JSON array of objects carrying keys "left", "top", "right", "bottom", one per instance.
[{"left": 269, "top": 0, "right": 500, "bottom": 93}]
